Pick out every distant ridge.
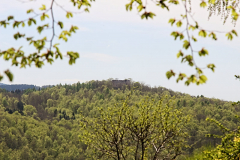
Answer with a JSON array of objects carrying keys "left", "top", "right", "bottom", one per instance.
[{"left": 0, "top": 84, "right": 40, "bottom": 91}]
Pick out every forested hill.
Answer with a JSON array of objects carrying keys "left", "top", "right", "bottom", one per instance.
[
  {"left": 0, "top": 79, "right": 238, "bottom": 159},
  {"left": 0, "top": 84, "right": 38, "bottom": 92}
]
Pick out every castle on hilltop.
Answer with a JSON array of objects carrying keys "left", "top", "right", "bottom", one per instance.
[{"left": 112, "top": 80, "right": 131, "bottom": 88}]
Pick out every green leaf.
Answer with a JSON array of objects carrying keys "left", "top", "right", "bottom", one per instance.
[
  {"left": 39, "top": 4, "right": 46, "bottom": 11},
  {"left": 176, "top": 73, "right": 186, "bottom": 82},
  {"left": 199, "top": 75, "right": 207, "bottom": 84},
  {"left": 207, "top": 63, "right": 216, "bottom": 72},
  {"left": 13, "top": 33, "right": 18, "bottom": 40},
  {"left": 37, "top": 26, "right": 44, "bottom": 34},
  {"left": 176, "top": 21, "right": 182, "bottom": 27},
  {"left": 66, "top": 12, "right": 73, "bottom": 19},
  {"left": 232, "top": 10, "right": 239, "bottom": 21},
  {"left": 179, "top": 33, "right": 184, "bottom": 40},
  {"left": 195, "top": 22, "right": 199, "bottom": 29},
  {"left": 7, "top": 16, "right": 14, "bottom": 21},
  {"left": 226, "top": 32, "right": 233, "bottom": 40},
  {"left": 40, "top": 13, "right": 49, "bottom": 21},
  {"left": 32, "top": 19, "right": 36, "bottom": 24},
  {"left": 171, "top": 31, "right": 178, "bottom": 38},
  {"left": 200, "top": 1, "right": 207, "bottom": 8},
  {"left": 231, "top": 30, "right": 238, "bottom": 36},
  {"left": 0, "top": 74, "right": 3, "bottom": 81},
  {"left": 171, "top": 31, "right": 181, "bottom": 40},
  {"left": 28, "top": 18, "right": 36, "bottom": 26},
  {"left": 0, "top": 20, "right": 9, "bottom": 28},
  {"left": 26, "top": 37, "right": 33, "bottom": 41},
  {"left": 22, "top": 22, "right": 25, "bottom": 27},
  {"left": 176, "top": 50, "right": 184, "bottom": 58},
  {"left": 182, "top": 55, "right": 193, "bottom": 66},
  {"left": 141, "top": 12, "right": 156, "bottom": 19},
  {"left": 192, "top": 36, "right": 197, "bottom": 42},
  {"left": 158, "top": 0, "right": 169, "bottom": 10},
  {"left": 181, "top": 14, "right": 186, "bottom": 18},
  {"left": 69, "top": 26, "right": 79, "bottom": 33},
  {"left": 188, "top": 25, "right": 196, "bottom": 31},
  {"left": 40, "top": 14, "right": 45, "bottom": 21},
  {"left": 4, "top": 70, "right": 13, "bottom": 81},
  {"left": 125, "top": 3, "right": 132, "bottom": 11},
  {"left": 169, "top": 0, "right": 179, "bottom": 5},
  {"left": 209, "top": 0, "right": 215, "bottom": 4},
  {"left": 13, "top": 32, "right": 25, "bottom": 40},
  {"left": 59, "top": 34, "right": 68, "bottom": 42},
  {"left": 168, "top": 18, "right": 176, "bottom": 26},
  {"left": 199, "top": 30, "right": 207, "bottom": 37},
  {"left": 84, "top": 8, "right": 89, "bottom": 12},
  {"left": 13, "top": 21, "right": 21, "bottom": 28},
  {"left": 183, "top": 40, "right": 190, "bottom": 50},
  {"left": 185, "top": 75, "right": 197, "bottom": 85},
  {"left": 67, "top": 51, "right": 80, "bottom": 65},
  {"left": 137, "top": 4, "right": 144, "bottom": 12},
  {"left": 208, "top": 32, "right": 217, "bottom": 40},
  {"left": 198, "top": 48, "right": 209, "bottom": 56},
  {"left": 28, "top": 19, "right": 32, "bottom": 26},
  {"left": 58, "top": 21, "right": 64, "bottom": 29},
  {"left": 27, "top": 9, "right": 33, "bottom": 14},
  {"left": 166, "top": 70, "right": 175, "bottom": 79},
  {"left": 196, "top": 68, "right": 203, "bottom": 74}
]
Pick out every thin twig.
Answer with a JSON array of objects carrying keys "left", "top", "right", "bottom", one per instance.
[{"left": 49, "top": 0, "right": 55, "bottom": 51}]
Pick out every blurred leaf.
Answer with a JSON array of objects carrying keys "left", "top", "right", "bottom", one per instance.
[
  {"left": 208, "top": 32, "right": 217, "bottom": 40},
  {"left": 168, "top": 18, "right": 176, "bottom": 26},
  {"left": 166, "top": 70, "right": 176, "bottom": 79},
  {"left": 231, "top": 30, "right": 238, "bottom": 36},
  {"left": 27, "top": 9, "right": 33, "bottom": 14},
  {"left": 176, "top": 73, "right": 186, "bottom": 82},
  {"left": 188, "top": 25, "right": 196, "bottom": 31},
  {"left": 198, "top": 48, "right": 209, "bottom": 56},
  {"left": 39, "top": 4, "right": 46, "bottom": 11},
  {"left": 226, "top": 32, "right": 233, "bottom": 40},
  {"left": 183, "top": 40, "right": 190, "bottom": 50},
  {"left": 0, "top": 74, "right": 3, "bottom": 81},
  {"left": 192, "top": 36, "right": 197, "bottom": 42},
  {"left": 200, "top": 1, "right": 207, "bottom": 8},
  {"left": 176, "top": 20, "right": 182, "bottom": 27},
  {"left": 176, "top": 50, "right": 184, "bottom": 58},
  {"left": 199, "top": 75, "right": 207, "bottom": 84},
  {"left": 66, "top": 12, "right": 73, "bottom": 18},
  {"left": 207, "top": 63, "right": 216, "bottom": 72},
  {"left": 199, "top": 30, "right": 207, "bottom": 37},
  {"left": 7, "top": 16, "right": 14, "bottom": 21},
  {"left": 169, "top": 0, "right": 179, "bottom": 5},
  {"left": 58, "top": 21, "right": 64, "bottom": 29},
  {"left": 4, "top": 70, "right": 13, "bottom": 81}
]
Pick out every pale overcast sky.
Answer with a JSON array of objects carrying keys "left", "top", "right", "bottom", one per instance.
[{"left": 0, "top": 0, "right": 239, "bottom": 101}]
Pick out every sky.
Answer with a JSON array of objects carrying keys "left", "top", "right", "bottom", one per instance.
[{"left": 0, "top": 0, "right": 239, "bottom": 101}]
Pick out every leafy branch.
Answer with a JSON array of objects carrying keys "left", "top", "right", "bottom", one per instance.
[
  {"left": 125, "top": 0, "right": 239, "bottom": 85},
  {"left": 0, "top": 0, "right": 94, "bottom": 81}
]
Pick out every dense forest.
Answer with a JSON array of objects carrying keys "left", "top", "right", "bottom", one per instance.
[{"left": 0, "top": 79, "right": 239, "bottom": 159}]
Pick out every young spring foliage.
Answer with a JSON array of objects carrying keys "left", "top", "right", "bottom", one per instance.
[
  {"left": 0, "top": 79, "right": 239, "bottom": 159},
  {"left": 0, "top": 0, "right": 95, "bottom": 81},
  {"left": 79, "top": 93, "right": 190, "bottom": 160},
  {"left": 125, "top": 0, "right": 239, "bottom": 85}
]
